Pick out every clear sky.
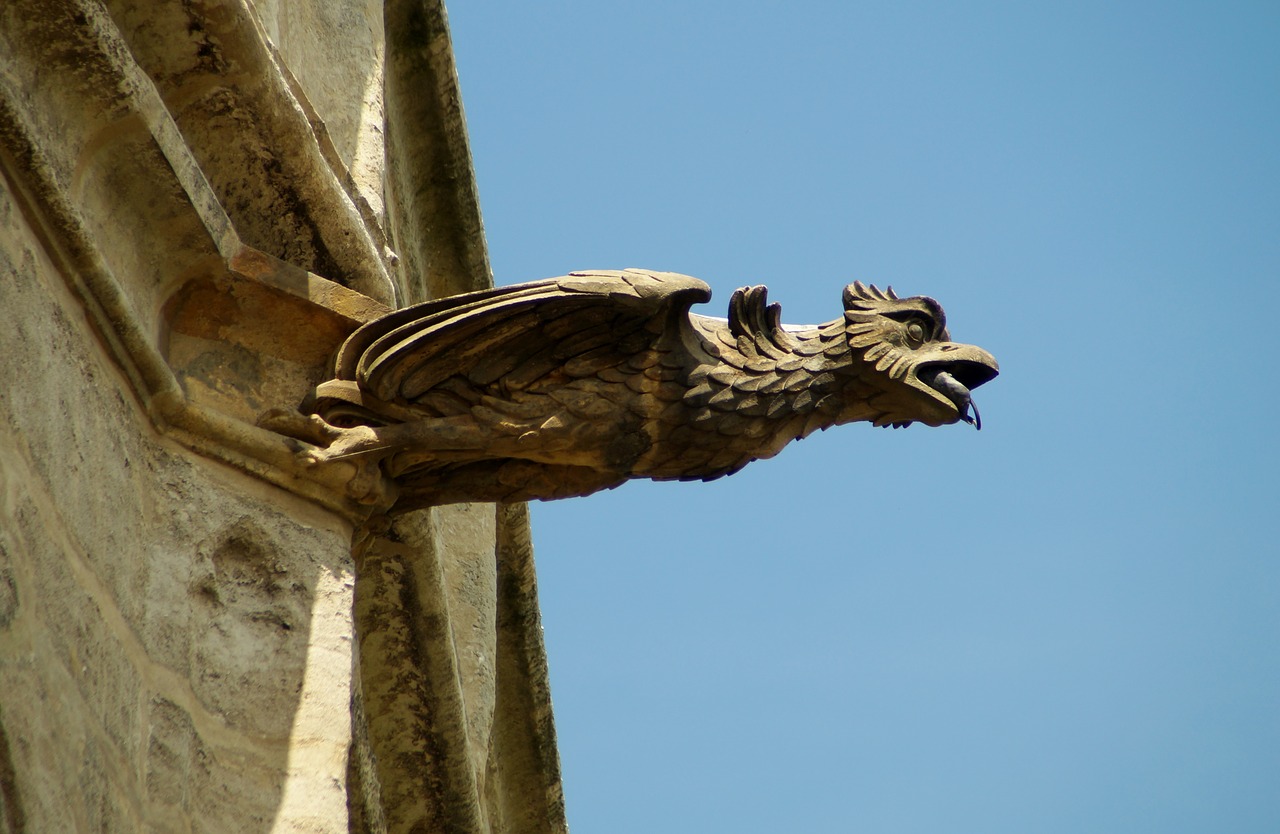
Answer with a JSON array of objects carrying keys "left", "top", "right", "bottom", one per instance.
[{"left": 447, "top": 3, "right": 1279, "bottom": 832}]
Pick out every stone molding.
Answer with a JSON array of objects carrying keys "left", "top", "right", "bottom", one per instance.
[{"left": 0, "top": 0, "right": 399, "bottom": 520}]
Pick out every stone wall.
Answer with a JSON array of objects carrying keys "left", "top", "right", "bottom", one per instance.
[
  {"left": 0, "top": 198, "right": 356, "bottom": 830},
  {"left": 0, "top": 2, "right": 565, "bottom": 832}
]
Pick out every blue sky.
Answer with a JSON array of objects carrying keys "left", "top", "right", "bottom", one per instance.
[{"left": 447, "top": 3, "right": 1279, "bottom": 831}]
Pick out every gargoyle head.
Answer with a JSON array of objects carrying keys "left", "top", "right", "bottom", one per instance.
[{"left": 841, "top": 282, "right": 999, "bottom": 429}]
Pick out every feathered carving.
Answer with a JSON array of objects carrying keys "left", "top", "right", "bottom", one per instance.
[{"left": 262, "top": 269, "right": 998, "bottom": 509}]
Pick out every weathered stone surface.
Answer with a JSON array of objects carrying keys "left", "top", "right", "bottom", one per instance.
[
  {"left": 253, "top": 0, "right": 390, "bottom": 230},
  {"left": 0, "top": 174, "right": 356, "bottom": 832},
  {"left": 383, "top": 0, "right": 491, "bottom": 304},
  {"left": 104, "top": 0, "right": 396, "bottom": 305},
  {"left": 0, "top": 1, "right": 566, "bottom": 833}
]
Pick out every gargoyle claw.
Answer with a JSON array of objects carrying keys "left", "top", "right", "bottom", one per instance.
[
  {"left": 258, "top": 409, "right": 393, "bottom": 505},
  {"left": 257, "top": 407, "right": 345, "bottom": 446}
]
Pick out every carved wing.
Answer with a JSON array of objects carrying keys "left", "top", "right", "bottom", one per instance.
[{"left": 329, "top": 269, "right": 712, "bottom": 406}]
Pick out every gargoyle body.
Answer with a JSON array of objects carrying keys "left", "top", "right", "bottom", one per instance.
[{"left": 266, "top": 269, "right": 998, "bottom": 509}]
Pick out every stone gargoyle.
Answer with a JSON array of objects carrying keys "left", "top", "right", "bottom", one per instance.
[{"left": 263, "top": 269, "right": 998, "bottom": 509}]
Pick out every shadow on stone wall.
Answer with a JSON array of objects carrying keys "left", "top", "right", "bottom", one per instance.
[{"left": 0, "top": 708, "right": 26, "bottom": 833}]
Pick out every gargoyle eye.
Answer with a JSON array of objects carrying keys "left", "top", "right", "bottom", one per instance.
[{"left": 905, "top": 320, "right": 928, "bottom": 347}]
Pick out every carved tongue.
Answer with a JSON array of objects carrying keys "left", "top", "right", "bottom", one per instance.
[{"left": 930, "top": 370, "right": 982, "bottom": 430}]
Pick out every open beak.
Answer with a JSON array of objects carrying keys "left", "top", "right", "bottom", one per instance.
[{"left": 914, "top": 346, "right": 1000, "bottom": 429}]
